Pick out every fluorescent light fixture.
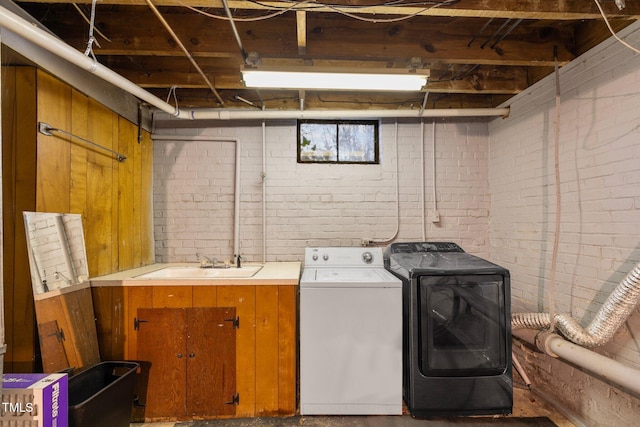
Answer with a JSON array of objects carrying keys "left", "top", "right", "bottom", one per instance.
[{"left": 242, "top": 68, "right": 429, "bottom": 91}]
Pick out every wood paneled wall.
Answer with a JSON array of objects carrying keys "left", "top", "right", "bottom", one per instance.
[{"left": 2, "top": 67, "right": 154, "bottom": 372}]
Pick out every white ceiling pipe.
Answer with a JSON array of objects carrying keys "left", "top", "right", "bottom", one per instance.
[
  {"left": 0, "top": 5, "right": 177, "bottom": 116},
  {"left": 0, "top": 5, "right": 510, "bottom": 121},
  {"left": 183, "top": 108, "right": 510, "bottom": 120}
]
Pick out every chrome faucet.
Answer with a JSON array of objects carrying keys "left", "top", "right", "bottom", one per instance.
[{"left": 196, "top": 252, "right": 218, "bottom": 268}]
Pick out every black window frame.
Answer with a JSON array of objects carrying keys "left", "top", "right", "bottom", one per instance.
[{"left": 297, "top": 119, "right": 380, "bottom": 164}]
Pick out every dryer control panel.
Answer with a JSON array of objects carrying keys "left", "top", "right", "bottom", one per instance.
[{"left": 386, "top": 241, "right": 464, "bottom": 254}]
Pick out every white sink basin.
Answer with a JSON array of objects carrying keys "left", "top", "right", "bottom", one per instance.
[{"left": 135, "top": 265, "right": 263, "bottom": 279}]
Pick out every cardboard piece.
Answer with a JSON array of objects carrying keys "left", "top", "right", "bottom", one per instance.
[{"left": 1, "top": 373, "right": 68, "bottom": 427}]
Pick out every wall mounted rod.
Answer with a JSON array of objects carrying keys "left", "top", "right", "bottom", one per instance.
[{"left": 38, "top": 122, "right": 127, "bottom": 162}]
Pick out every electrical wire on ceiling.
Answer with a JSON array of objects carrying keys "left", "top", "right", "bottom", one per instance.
[
  {"left": 306, "top": 0, "right": 459, "bottom": 23},
  {"left": 82, "top": 0, "right": 99, "bottom": 61},
  {"left": 177, "top": 0, "right": 312, "bottom": 22},
  {"left": 166, "top": 85, "right": 180, "bottom": 109},
  {"left": 144, "top": 0, "right": 225, "bottom": 106},
  {"left": 72, "top": 3, "right": 111, "bottom": 43},
  {"left": 593, "top": 0, "right": 640, "bottom": 54},
  {"left": 178, "top": 0, "right": 460, "bottom": 24}
]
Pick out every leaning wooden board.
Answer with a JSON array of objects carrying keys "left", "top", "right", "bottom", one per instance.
[{"left": 34, "top": 283, "right": 101, "bottom": 372}]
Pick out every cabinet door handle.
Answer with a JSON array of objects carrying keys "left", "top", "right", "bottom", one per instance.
[
  {"left": 134, "top": 318, "right": 148, "bottom": 330},
  {"left": 177, "top": 353, "right": 183, "bottom": 358},
  {"left": 224, "top": 316, "right": 240, "bottom": 329},
  {"left": 133, "top": 396, "right": 146, "bottom": 407},
  {"left": 225, "top": 393, "right": 240, "bottom": 405},
  {"left": 189, "top": 352, "right": 195, "bottom": 358}
]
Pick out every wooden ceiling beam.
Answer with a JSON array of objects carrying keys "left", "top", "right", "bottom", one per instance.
[
  {"left": 297, "top": 11, "right": 306, "bottom": 55},
  {"left": 17, "top": 0, "right": 629, "bottom": 110},
  {"left": 21, "top": 0, "right": 640, "bottom": 20},
  {"left": 31, "top": 10, "right": 575, "bottom": 66}
]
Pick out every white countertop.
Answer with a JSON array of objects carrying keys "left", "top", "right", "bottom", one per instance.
[{"left": 90, "top": 262, "right": 301, "bottom": 286}]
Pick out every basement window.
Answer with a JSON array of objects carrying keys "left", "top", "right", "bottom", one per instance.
[{"left": 297, "top": 120, "right": 379, "bottom": 164}]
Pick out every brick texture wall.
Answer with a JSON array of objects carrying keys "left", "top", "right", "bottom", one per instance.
[
  {"left": 489, "top": 22, "right": 640, "bottom": 427},
  {"left": 152, "top": 118, "right": 492, "bottom": 263}
]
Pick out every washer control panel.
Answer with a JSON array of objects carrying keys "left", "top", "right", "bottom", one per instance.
[{"left": 305, "top": 247, "right": 383, "bottom": 268}]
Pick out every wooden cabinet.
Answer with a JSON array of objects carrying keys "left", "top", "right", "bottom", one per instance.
[
  {"left": 136, "top": 307, "right": 236, "bottom": 419},
  {"left": 92, "top": 282, "right": 297, "bottom": 422}
]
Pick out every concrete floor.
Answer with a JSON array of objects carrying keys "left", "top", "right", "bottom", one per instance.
[{"left": 131, "top": 385, "right": 578, "bottom": 427}]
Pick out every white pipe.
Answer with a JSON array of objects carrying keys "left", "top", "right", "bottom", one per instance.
[
  {"left": 371, "top": 121, "right": 400, "bottom": 245},
  {"left": 539, "top": 332, "right": 640, "bottom": 396},
  {"left": 234, "top": 140, "right": 241, "bottom": 260},
  {"left": 513, "top": 329, "right": 640, "bottom": 396},
  {"left": 511, "top": 351, "right": 531, "bottom": 388},
  {"left": 150, "top": 134, "right": 242, "bottom": 260},
  {"left": 262, "top": 121, "right": 267, "bottom": 263},
  {"left": 0, "top": 6, "right": 178, "bottom": 116},
  {"left": 0, "top": 6, "right": 510, "bottom": 121},
  {"left": 176, "top": 108, "right": 511, "bottom": 121},
  {"left": 420, "top": 121, "right": 426, "bottom": 240},
  {"left": 432, "top": 120, "right": 437, "bottom": 212}
]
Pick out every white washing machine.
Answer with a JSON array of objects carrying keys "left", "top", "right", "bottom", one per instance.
[{"left": 299, "top": 247, "right": 403, "bottom": 415}]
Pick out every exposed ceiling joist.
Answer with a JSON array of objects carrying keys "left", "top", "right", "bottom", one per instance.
[{"left": 9, "top": 0, "right": 639, "bottom": 111}]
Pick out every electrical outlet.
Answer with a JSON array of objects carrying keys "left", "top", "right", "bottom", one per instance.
[{"left": 432, "top": 210, "right": 440, "bottom": 223}]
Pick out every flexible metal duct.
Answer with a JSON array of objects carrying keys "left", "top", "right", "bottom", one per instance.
[{"left": 512, "top": 261, "right": 640, "bottom": 347}]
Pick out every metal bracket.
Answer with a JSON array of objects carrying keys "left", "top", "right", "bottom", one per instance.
[
  {"left": 225, "top": 393, "right": 240, "bottom": 405},
  {"left": 47, "top": 328, "right": 65, "bottom": 343},
  {"left": 39, "top": 122, "right": 54, "bottom": 136},
  {"left": 133, "top": 318, "right": 148, "bottom": 331},
  {"left": 224, "top": 316, "right": 240, "bottom": 329}
]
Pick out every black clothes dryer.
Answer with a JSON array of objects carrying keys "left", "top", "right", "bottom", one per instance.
[{"left": 384, "top": 242, "right": 512, "bottom": 417}]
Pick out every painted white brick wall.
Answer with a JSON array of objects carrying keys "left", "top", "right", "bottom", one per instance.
[
  {"left": 489, "top": 22, "right": 640, "bottom": 426},
  {"left": 152, "top": 118, "right": 492, "bottom": 263}
]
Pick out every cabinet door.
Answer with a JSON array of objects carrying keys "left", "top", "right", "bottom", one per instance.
[
  {"left": 186, "top": 307, "right": 237, "bottom": 417},
  {"left": 137, "top": 308, "right": 187, "bottom": 419},
  {"left": 137, "top": 307, "right": 237, "bottom": 420}
]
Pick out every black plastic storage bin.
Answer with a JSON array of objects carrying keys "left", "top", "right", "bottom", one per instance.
[{"left": 68, "top": 361, "right": 139, "bottom": 427}]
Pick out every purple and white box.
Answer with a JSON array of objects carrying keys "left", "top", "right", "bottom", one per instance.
[{"left": 1, "top": 373, "right": 68, "bottom": 427}]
